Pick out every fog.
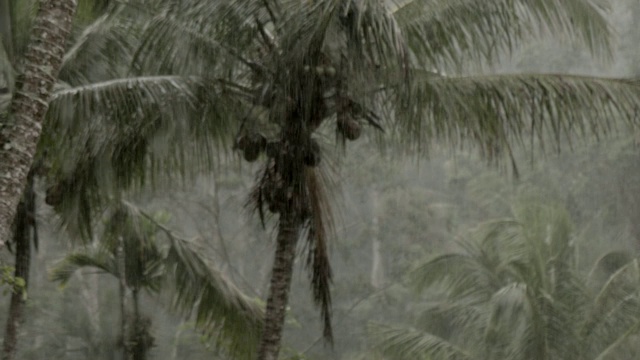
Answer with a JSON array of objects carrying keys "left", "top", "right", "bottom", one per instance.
[{"left": 3, "top": 1, "right": 640, "bottom": 359}]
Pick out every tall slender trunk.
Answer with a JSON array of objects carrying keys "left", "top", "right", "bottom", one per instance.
[
  {"left": 0, "top": 0, "right": 76, "bottom": 247},
  {"left": 131, "top": 288, "right": 139, "bottom": 360},
  {"left": 0, "top": 0, "right": 13, "bottom": 63},
  {"left": 257, "top": 212, "right": 301, "bottom": 360},
  {"left": 369, "top": 189, "right": 384, "bottom": 288},
  {"left": 2, "top": 171, "right": 34, "bottom": 360},
  {"left": 117, "top": 237, "right": 129, "bottom": 360},
  {"left": 132, "top": 289, "right": 139, "bottom": 335}
]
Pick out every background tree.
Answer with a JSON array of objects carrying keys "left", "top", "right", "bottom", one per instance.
[
  {"left": 372, "top": 203, "right": 640, "bottom": 360},
  {"left": 50, "top": 201, "right": 264, "bottom": 360}
]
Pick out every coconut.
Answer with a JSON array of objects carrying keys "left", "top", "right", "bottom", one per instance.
[
  {"left": 337, "top": 117, "right": 362, "bottom": 140},
  {"left": 239, "top": 133, "right": 267, "bottom": 162},
  {"left": 243, "top": 146, "right": 260, "bottom": 162}
]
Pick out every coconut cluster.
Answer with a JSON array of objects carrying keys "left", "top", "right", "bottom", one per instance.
[{"left": 237, "top": 55, "right": 381, "bottom": 216}]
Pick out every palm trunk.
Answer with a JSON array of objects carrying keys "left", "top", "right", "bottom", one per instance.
[
  {"left": 257, "top": 212, "right": 301, "bottom": 360},
  {"left": 0, "top": 0, "right": 76, "bottom": 247},
  {"left": 0, "top": 0, "right": 13, "bottom": 63},
  {"left": 1, "top": 228, "right": 30, "bottom": 360},
  {"left": 117, "top": 237, "right": 129, "bottom": 360},
  {"left": 130, "top": 288, "right": 147, "bottom": 360},
  {"left": 2, "top": 172, "right": 34, "bottom": 360},
  {"left": 131, "top": 288, "right": 139, "bottom": 360},
  {"left": 132, "top": 289, "right": 139, "bottom": 337},
  {"left": 369, "top": 189, "right": 384, "bottom": 288}
]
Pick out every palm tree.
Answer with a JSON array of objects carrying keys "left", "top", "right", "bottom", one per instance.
[
  {"left": 0, "top": 0, "right": 77, "bottom": 247},
  {"left": 0, "top": 2, "right": 128, "bottom": 357},
  {"left": 0, "top": 1, "right": 70, "bottom": 357},
  {"left": 1, "top": 169, "right": 36, "bottom": 360},
  {"left": 33, "top": 0, "right": 640, "bottom": 359},
  {"left": 1, "top": 1, "right": 269, "bottom": 357},
  {"left": 50, "top": 200, "right": 264, "bottom": 360},
  {"left": 372, "top": 203, "right": 640, "bottom": 360},
  {"left": 51, "top": 206, "right": 164, "bottom": 360}
]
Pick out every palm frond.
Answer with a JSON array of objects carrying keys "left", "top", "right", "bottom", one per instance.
[
  {"left": 130, "top": 0, "right": 263, "bottom": 76},
  {"left": 588, "top": 250, "right": 634, "bottom": 287},
  {"left": 60, "top": 3, "right": 141, "bottom": 85},
  {"left": 483, "top": 282, "right": 537, "bottom": 360},
  {"left": 303, "top": 167, "right": 334, "bottom": 343},
  {"left": 163, "top": 234, "right": 263, "bottom": 359},
  {"left": 582, "top": 259, "right": 640, "bottom": 342},
  {"left": 53, "top": 200, "right": 263, "bottom": 358},
  {"left": 47, "top": 75, "right": 243, "bottom": 173},
  {"left": 333, "top": 0, "right": 408, "bottom": 71},
  {"left": 404, "top": 202, "right": 607, "bottom": 359},
  {"left": 49, "top": 247, "right": 117, "bottom": 286},
  {"left": 393, "top": 0, "right": 610, "bottom": 69},
  {"left": 43, "top": 75, "right": 243, "bottom": 237},
  {"left": 391, "top": 72, "right": 640, "bottom": 161},
  {"left": 593, "top": 318, "right": 640, "bottom": 360},
  {"left": 410, "top": 251, "right": 500, "bottom": 302},
  {"left": 369, "top": 322, "right": 471, "bottom": 360},
  {"left": 416, "top": 301, "right": 486, "bottom": 341},
  {"left": 100, "top": 204, "right": 166, "bottom": 292}
]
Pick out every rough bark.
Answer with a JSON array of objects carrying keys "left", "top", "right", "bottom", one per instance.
[
  {"left": 0, "top": 0, "right": 76, "bottom": 247},
  {"left": 2, "top": 172, "right": 34, "bottom": 360},
  {"left": 257, "top": 212, "right": 301, "bottom": 360}
]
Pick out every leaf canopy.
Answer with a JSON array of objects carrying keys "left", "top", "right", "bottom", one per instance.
[{"left": 374, "top": 203, "right": 640, "bottom": 360}]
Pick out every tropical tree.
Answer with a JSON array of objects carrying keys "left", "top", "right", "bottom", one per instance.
[
  {"left": 1, "top": 169, "right": 36, "bottom": 360},
  {"left": 50, "top": 201, "right": 264, "bottom": 360},
  {"left": 0, "top": 0, "right": 77, "bottom": 247},
  {"left": 372, "top": 203, "right": 640, "bottom": 360},
  {"left": 0, "top": 1, "right": 73, "bottom": 357},
  {"left": 32, "top": 0, "right": 640, "bottom": 359},
  {"left": 1, "top": 0, "right": 271, "bottom": 357},
  {"left": 51, "top": 206, "right": 164, "bottom": 360},
  {"left": 0, "top": 2, "right": 134, "bottom": 357}
]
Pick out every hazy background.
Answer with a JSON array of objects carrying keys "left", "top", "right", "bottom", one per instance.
[{"left": 3, "top": 1, "right": 640, "bottom": 359}]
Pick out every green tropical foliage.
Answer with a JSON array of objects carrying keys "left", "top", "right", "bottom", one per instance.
[
  {"left": 372, "top": 202, "right": 640, "bottom": 360},
  {"left": 49, "top": 201, "right": 264, "bottom": 359},
  {"left": 26, "top": 1, "right": 640, "bottom": 358},
  {"left": 4, "top": 0, "right": 640, "bottom": 358},
  {"left": 0, "top": 265, "right": 25, "bottom": 298}
]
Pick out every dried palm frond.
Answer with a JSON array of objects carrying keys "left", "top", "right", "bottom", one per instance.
[{"left": 302, "top": 166, "right": 335, "bottom": 343}]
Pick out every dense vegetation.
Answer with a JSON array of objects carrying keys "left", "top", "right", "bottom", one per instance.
[{"left": 2, "top": 0, "right": 640, "bottom": 359}]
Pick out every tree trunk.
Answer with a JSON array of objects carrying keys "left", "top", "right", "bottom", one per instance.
[
  {"left": 369, "top": 189, "right": 384, "bottom": 288},
  {"left": 117, "top": 237, "right": 129, "bottom": 360},
  {"left": 2, "top": 171, "right": 34, "bottom": 360},
  {"left": 257, "top": 212, "right": 301, "bottom": 360},
  {"left": 0, "top": 0, "right": 76, "bottom": 247},
  {"left": 0, "top": 0, "right": 13, "bottom": 63},
  {"left": 131, "top": 288, "right": 142, "bottom": 360}
]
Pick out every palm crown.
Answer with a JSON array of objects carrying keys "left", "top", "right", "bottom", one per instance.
[{"left": 373, "top": 203, "right": 640, "bottom": 360}]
